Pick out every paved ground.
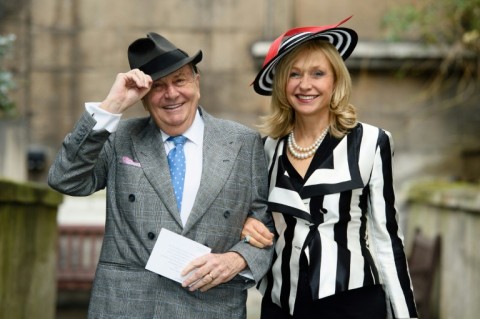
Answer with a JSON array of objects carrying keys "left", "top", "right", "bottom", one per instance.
[
  {"left": 57, "top": 288, "right": 263, "bottom": 319},
  {"left": 246, "top": 288, "right": 263, "bottom": 319}
]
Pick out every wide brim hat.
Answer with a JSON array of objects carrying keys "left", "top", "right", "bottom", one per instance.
[
  {"left": 252, "top": 16, "right": 358, "bottom": 96},
  {"left": 128, "top": 32, "right": 202, "bottom": 81}
]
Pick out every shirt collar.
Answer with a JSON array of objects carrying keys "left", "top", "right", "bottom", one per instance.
[{"left": 160, "top": 108, "right": 205, "bottom": 146}]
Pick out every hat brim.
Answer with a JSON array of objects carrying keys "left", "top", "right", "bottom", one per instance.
[
  {"left": 149, "top": 50, "right": 203, "bottom": 81},
  {"left": 253, "top": 28, "right": 357, "bottom": 96}
]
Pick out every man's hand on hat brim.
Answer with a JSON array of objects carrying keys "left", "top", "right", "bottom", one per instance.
[{"left": 101, "top": 69, "right": 152, "bottom": 114}]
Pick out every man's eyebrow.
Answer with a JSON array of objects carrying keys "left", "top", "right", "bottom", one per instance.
[
  {"left": 170, "top": 70, "right": 189, "bottom": 79},
  {"left": 154, "top": 72, "right": 181, "bottom": 83}
]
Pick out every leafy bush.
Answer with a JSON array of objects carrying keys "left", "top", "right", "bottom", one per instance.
[
  {"left": 382, "top": 0, "right": 479, "bottom": 105},
  {"left": 383, "top": 0, "right": 480, "bottom": 50}
]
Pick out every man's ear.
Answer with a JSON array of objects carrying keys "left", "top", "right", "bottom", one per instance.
[{"left": 141, "top": 99, "right": 149, "bottom": 111}]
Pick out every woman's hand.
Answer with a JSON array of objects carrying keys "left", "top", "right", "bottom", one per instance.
[{"left": 241, "top": 217, "right": 274, "bottom": 248}]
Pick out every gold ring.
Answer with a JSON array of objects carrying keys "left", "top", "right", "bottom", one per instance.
[{"left": 208, "top": 273, "right": 215, "bottom": 281}]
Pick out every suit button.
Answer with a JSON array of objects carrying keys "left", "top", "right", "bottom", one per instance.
[
  {"left": 148, "top": 232, "right": 155, "bottom": 240},
  {"left": 128, "top": 194, "right": 135, "bottom": 202},
  {"left": 223, "top": 210, "right": 230, "bottom": 218}
]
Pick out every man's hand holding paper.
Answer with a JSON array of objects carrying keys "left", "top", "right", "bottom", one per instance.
[
  {"left": 146, "top": 228, "right": 248, "bottom": 292},
  {"left": 181, "top": 251, "right": 247, "bottom": 292}
]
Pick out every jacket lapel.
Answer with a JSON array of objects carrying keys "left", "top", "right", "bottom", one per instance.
[
  {"left": 182, "top": 111, "right": 239, "bottom": 233},
  {"left": 301, "top": 129, "right": 364, "bottom": 198},
  {"left": 266, "top": 126, "right": 364, "bottom": 219},
  {"left": 267, "top": 138, "right": 312, "bottom": 220},
  {"left": 131, "top": 118, "right": 182, "bottom": 226}
]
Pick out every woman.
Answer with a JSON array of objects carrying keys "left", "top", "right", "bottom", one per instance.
[{"left": 243, "top": 17, "right": 418, "bottom": 319}]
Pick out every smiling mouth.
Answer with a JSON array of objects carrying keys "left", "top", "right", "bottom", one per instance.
[
  {"left": 296, "top": 95, "right": 317, "bottom": 101},
  {"left": 163, "top": 103, "right": 183, "bottom": 110}
]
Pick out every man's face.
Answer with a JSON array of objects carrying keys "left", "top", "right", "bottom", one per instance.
[{"left": 143, "top": 65, "right": 200, "bottom": 136}]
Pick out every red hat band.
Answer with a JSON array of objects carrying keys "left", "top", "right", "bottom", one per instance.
[{"left": 262, "top": 15, "right": 353, "bottom": 68}]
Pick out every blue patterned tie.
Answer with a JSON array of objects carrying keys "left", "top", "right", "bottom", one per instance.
[{"left": 167, "top": 135, "right": 187, "bottom": 212}]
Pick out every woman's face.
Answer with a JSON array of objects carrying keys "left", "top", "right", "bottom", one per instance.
[{"left": 285, "top": 49, "right": 334, "bottom": 120}]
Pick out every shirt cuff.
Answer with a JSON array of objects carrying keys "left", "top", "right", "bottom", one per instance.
[
  {"left": 238, "top": 268, "right": 254, "bottom": 280},
  {"left": 85, "top": 102, "right": 122, "bottom": 133}
]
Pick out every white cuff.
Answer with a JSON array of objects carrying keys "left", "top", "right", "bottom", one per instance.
[{"left": 85, "top": 102, "right": 122, "bottom": 133}]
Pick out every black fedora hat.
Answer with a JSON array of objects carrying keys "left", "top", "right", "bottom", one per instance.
[
  {"left": 128, "top": 32, "right": 202, "bottom": 81},
  {"left": 252, "top": 16, "right": 357, "bottom": 96}
]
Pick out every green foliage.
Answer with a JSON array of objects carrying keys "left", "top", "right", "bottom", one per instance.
[
  {"left": 383, "top": 0, "right": 480, "bottom": 50},
  {"left": 0, "top": 34, "right": 16, "bottom": 116},
  {"left": 382, "top": 0, "right": 480, "bottom": 106}
]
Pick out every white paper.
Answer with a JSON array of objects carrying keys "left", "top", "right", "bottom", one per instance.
[{"left": 145, "top": 228, "right": 211, "bottom": 283}]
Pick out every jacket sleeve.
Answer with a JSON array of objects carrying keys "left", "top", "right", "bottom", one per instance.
[
  {"left": 368, "top": 129, "right": 418, "bottom": 319},
  {"left": 229, "top": 132, "right": 274, "bottom": 284},
  {"left": 48, "top": 111, "right": 112, "bottom": 196}
]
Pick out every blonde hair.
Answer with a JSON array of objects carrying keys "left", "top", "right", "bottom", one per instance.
[{"left": 258, "top": 40, "right": 357, "bottom": 139}]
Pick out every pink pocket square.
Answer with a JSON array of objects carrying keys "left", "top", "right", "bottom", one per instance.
[{"left": 121, "top": 156, "right": 141, "bottom": 167}]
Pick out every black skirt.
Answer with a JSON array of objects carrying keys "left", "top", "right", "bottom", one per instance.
[
  {"left": 261, "top": 268, "right": 387, "bottom": 319},
  {"left": 262, "top": 150, "right": 388, "bottom": 319}
]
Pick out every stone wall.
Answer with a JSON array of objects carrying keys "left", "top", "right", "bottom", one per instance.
[
  {"left": 405, "top": 181, "right": 480, "bottom": 319},
  {"left": 0, "top": 178, "right": 63, "bottom": 319},
  {"left": 0, "top": 1, "right": 478, "bottom": 188}
]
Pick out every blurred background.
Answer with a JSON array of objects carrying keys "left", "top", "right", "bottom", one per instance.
[{"left": 0, "top": 0, "right": 479, "bottom": 318}]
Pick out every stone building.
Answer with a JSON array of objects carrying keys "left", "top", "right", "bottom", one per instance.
[{"left": 1, "top": 0, "right": 479, "bottom": 185}]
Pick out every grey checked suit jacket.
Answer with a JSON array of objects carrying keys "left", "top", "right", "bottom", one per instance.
[{"left": 48, "top": 107, "right": 273, "bottom": 319}]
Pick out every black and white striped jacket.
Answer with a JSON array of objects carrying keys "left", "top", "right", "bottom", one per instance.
[{"left": 258, "top": 122, "right": 418, "bottom": 318}]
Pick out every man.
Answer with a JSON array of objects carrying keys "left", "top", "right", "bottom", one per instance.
[{"left": 48, "top": 32, "right": 273, "bottom": 319}]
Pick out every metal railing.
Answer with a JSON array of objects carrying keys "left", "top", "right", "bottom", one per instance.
[{"left": 57, "top": 225, "right": 105, "bottom": 291}]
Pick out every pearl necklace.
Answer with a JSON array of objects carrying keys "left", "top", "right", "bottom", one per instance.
[{"left": 287, "top": 127, "right": 328, "bottom": 159}]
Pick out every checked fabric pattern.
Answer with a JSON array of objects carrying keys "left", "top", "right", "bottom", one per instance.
[{"left": 167, "top": 135, "right": 187, "bottom": 212}]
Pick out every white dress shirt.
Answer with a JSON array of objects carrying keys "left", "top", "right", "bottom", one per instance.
[
  {"left": 85, "top": 102, "right": 204, "bottom": 226},
  {"left": 160, "top": 112, "right": 204, "bottom": 225}
]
